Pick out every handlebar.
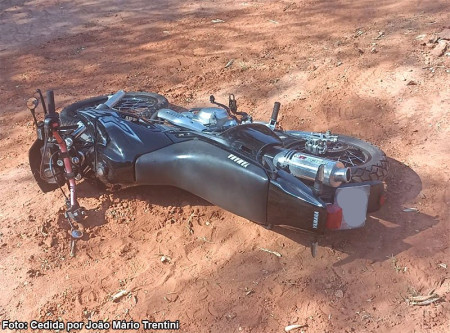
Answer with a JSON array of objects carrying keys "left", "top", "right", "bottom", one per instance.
[
  {"left": 271, "top": 102, "right": 280, "bottom": 124},
  {"left": 268, "top": 102, "right": 280, "bottom": 129},
  {"left": 46, "top": 90, "right": 56, "bottom": 115}
]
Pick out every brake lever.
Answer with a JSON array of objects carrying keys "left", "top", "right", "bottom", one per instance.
[{"left": 209, "top": 94, "right": 231, "bottom": 112}]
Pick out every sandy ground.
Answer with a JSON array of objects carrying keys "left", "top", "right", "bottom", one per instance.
[{"left": 0, "top": 0, "right": 449, "bottom": 332}]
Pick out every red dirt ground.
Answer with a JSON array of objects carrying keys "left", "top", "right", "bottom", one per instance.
[{"left": 0, "top": 0, "right": 449, "bottom": 332}]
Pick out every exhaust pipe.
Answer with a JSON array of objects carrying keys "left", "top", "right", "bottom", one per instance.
[{"left": 273, "top": 150, "right": 351, "bottom": 187}]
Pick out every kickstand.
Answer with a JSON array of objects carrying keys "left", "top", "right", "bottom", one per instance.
[{"left": 311, "top": 236, "right": 319, "bottom": 258}]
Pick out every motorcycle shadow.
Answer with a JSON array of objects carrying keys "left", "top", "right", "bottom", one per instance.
[
  {"left": 271, "top": 158, "right": 438, "bottom": 265},
  {"left": 71, "top": 181, "right": 213, "bottom": 231}
]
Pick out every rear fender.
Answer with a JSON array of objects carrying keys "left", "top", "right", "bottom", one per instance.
[{"left": 267, "top": 170, "right": 328, "bottom": 233}]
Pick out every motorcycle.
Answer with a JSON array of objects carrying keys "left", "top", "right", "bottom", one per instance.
[{"left": 27, "top": 90, "right": 388, "bottom": 256}]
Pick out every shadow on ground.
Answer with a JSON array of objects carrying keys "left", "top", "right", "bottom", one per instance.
[
  {"left": 273, "top": 158, "right": 438, "bottom": 265},
  {"left": 69, "top": 156, "right": 432, "bottom": 266}
]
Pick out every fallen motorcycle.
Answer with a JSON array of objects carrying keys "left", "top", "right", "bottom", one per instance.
[{"left": 27, "top": 90, "right": 388, "bottom": 256}]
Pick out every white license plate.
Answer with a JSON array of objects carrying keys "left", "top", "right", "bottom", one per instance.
[{"left": 334, "top": 185, "right": 370, "bottom": 229}]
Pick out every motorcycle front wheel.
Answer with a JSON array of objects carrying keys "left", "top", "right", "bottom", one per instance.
[{"left": 60, "top": 92, "right": 169, "bottom": 126}]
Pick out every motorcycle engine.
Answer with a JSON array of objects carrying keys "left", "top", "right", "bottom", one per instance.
[
  {"left": 183, "top": 107, "right": 237, "bottom": 130},
  {"left": 156, "top": 107, "right": 237, "bottom": 132}
]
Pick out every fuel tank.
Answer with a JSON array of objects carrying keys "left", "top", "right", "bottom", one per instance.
[{"left": 78, "top": 111, "right": 173, "bottom": 184}]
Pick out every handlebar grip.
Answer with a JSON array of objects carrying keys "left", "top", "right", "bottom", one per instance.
[
  {"left": 46, "top": 90, "right": 56, "bottom": 115},
  {"left": 271, "top": 102, "right": 280, "bottom": 123}
]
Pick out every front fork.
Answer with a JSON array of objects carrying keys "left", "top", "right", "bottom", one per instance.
[
  {"left": 48, "top": 116, "right": 86, "bottom": 256},
  {"left": 30, "top": 90, "right": 86, "bottom": 256}
]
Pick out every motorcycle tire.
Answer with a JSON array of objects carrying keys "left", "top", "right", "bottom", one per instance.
[
  {"left": 285, "top": 134, "right": 389, "bottom": 182},
  {"left": 331, "top": 135, "right": 389, "bottom": 183},
  {"left": 60, "top": 92, "right": 169, "bottom": 126}
]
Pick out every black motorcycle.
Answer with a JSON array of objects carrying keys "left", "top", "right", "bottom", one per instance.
[{"left": 28, "top": 90, "right": 388, "bottom": 256}]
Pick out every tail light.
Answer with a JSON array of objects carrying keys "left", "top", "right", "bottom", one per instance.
[{"left": 325, "top": 204, "right": 343, "bottom": 229}]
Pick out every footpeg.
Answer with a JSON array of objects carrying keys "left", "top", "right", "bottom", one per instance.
[{"left": 69, "top": 229, "right": 83, "bottom": 257}]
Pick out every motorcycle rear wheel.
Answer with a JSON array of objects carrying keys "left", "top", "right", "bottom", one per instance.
[{"left": 284, "top": 134, "right": 389, "bottom": 182}]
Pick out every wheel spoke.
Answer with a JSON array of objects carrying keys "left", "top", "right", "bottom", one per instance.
[
  {"left": 281, "top": 138, "right": 369, "bottom": 168},
  {"left": 345, "top": 152, "right": 356, "bottom": 166},
  {"left": 347, "top": 150, "right": 365, "bottom": 163},
  {"left": 112, "top": 96, "right": 160, "bottom": 118}
]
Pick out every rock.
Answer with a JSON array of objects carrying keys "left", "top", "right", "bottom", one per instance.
[
  {"left": 285, "top": 324, "right": 304, "bottom": 332},
  {"left": 225, "top": 312, "right": 237, "bottom": 320},
  {"left": 307, "top": 64, "right": 318, "bottom": 71},
  {"left": 160, "top": 255, "right": 171, "bottom": 263},
  {"left": 375, "top": 31, "right": 385, "bottom": 39},
  {"left": 431, "top": 40, "right": 447, "bottom": 57},
  {"left": 438, "top": 28, "right": 450, "bottom": 41},
  {"left": 415, "top": 34, "right": 427, "bottom": 40},
  {"left": 119, "top": 243, "right": 131, "bottom": 256},
  {"left": 335, "top": 289, "right": 344, "bottom": 298},
  {"left": 44, "top": 237, "right": 56, "bottom": 248},
  {"left": 27, "top": 269, "right": 41, "bottom": 278},
  {"left": 428, "top": 35, "right": 439, "bottom": 44},
  {"left": 407, "top": 80, "right": 417, "bottom": 86},
  {"left": 224, "top": 59, "right": 234, "bottom": 68}
]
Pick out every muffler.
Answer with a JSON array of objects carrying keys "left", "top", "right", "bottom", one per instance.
[{"left": 273, "top": 149, "right": 351, "bottom": 187}]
